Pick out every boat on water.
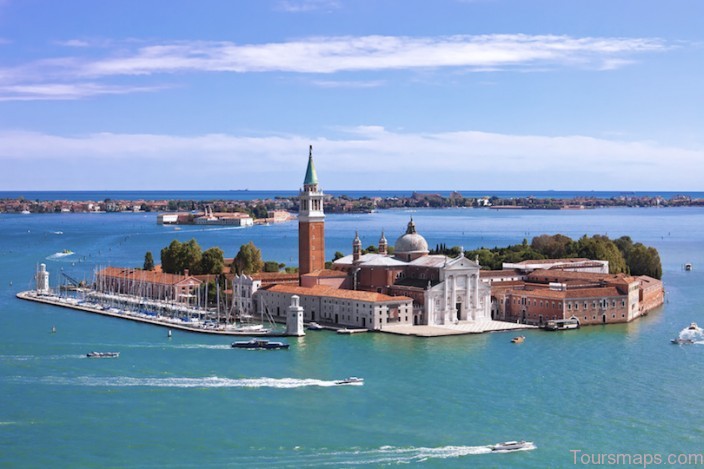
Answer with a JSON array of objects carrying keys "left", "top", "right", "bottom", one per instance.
[
  {"left": 685, "top": 263, "right": 693, "bottom": 271},
  {"left": 490, "top": 440, "right": 532, "bottom": 451},
  {"left": 671, "top": 338, "right": 695, "bottom": 345},
  {"left": 688, "top": 322, "right": 699, "bottom": 330},
  {"left": 307, "top": 322, "right": 324, "bottom": 330},
  {"left": 334, "top": 377, "right": 364, "bottom": 385},
  {"left": 544, "top": 317, "right": 580, "bottom": 331},
  {"left": 86, "top": 351, "right": 120, "bottom": 358},
  {"left": 231, "top": 339, "right": 289, "bottom": 350},
  {"left": 511, "top": 336, "right": 525, "bottom": 344}
]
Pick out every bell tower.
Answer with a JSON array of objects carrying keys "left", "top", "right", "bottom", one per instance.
[{"left": 298, "top": 145, "right": 325, "bottom": 279}]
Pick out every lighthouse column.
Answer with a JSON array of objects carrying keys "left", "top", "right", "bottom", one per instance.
[{"left": 286, "top": 295, "right": 305, "bottom": 337}]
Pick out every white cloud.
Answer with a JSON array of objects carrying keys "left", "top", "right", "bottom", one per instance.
[
  {"left": 275, "top": 0, "right": 341, "bottom": 12},
  {"left": 0, "top": 82, "right": 171, "bottom": 101},
  {"left": 309, "top": 79, "right": 385, "bottom": 88},
  {"left": 0, "top": 34, "right": 671, "bottom": 100},
  {"left": 0, "top": 127, "right": 700, "bottom": 190},
  {"left": 76, "top": 34, "right": 667, "bottom": 76}
]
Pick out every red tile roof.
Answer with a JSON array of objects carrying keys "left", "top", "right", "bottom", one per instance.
[
  {"left": 263, "top": 284, "right": 412, "bottom": 303},
  {"left": 97, "top": 266, "right": 202, "bottom": 286}
]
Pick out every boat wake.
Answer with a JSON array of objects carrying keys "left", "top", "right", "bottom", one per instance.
[
  {"left": 676, "top": 323, "right": 704, "bottom": 344},
  {"left": 46, "top": 251, "right": 74, "bottom": 260},
  {"left": 0, "top": 354, "right": 85, "bottom": 361},
  {"left": 221, "top": 443, "right": 535, "bottom": 466},
  {"left": 13, "top": 376, "right": 352, "bottom": 389}
]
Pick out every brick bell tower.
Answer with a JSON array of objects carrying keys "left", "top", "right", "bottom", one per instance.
[{"left": 298, "top": 145, "right": 325, "bottom": 280}]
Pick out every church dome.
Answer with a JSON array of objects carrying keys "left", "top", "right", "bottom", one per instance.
[{"left": 394, "top": 218, "right": 429, "bottom": 259}]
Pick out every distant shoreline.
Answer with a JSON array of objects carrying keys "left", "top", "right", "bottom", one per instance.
[{"left": 2, "top": 190, "right": 703, "bottom": 215}]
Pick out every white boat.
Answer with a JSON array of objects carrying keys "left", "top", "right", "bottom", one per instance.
[
  {"left": 86, "top": 351, "right": 120, "bottom": 358},
  {"left": 307, "top": 322, "right": 324, "bottom": 330},
  {"left": 334, "top": 377, "right": 364, "bottom": 385},
  {"left": 490, "top": 440, "right": 532, "bottom": 451},
  {"left": 544, "top": 317, "right": 580, "bottom": 331}
]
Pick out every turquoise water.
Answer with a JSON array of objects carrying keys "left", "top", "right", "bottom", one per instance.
[{"left": 1, "top": 207, "right": 703, "bottom": 467}]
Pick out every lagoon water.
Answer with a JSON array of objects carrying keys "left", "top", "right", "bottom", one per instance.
[{"left": 1, "top": 206, "right": 704, "bottom": 467}]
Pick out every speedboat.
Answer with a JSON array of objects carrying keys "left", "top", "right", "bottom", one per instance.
[
  {"left": 86, "top": 351, "right": 120, "bottom": 358},
  {"left": 307, "top": 322, "right": 324, "bottom": 330},
  {"left": 231, "top": 339, "right": 289, "bottom": 350},
  {"left": 490, "top": 440, "right": 531, "bottom": 451},
  {"left": 688, "top": 322, "right": 699, "bottom": 330},
  {"left": 334, "top": 377, "right": 364, "bottom": 385},
  {"left": 672, "top": 338, "right": 695, "bottom": 345},
  {"left": 511, "top": 336, "right": 525, "bottom": 344}
]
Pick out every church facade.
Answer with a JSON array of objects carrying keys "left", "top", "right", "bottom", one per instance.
[{"left": 333, "top": 220, "right": 491, "bottom": 326}]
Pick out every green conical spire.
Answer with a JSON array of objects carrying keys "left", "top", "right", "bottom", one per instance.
[{"left": 303, "top": 145, "right": 318, "bottom": 186}]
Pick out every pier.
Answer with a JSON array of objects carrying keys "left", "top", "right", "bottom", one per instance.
[{"left": 16, "top": 291, "right": 291, "bottom": 337}]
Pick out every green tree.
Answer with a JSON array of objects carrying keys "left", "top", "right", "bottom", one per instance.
[
  {"left": 333, "top": 251, "right": 345, "bottom": 261},
  {"left": 143, "top": 251, "right": 155, "bottom": 271},
  {"left": 200, "top": 247, "right": 225, "bottom": 275},
  {"left": 531, "top": 234, "right": 574, "bottom": 259},
  {"left": 160, "top": 238, "right": 203, "bottom": 274},
  {"left": 626, "top": 243, "right": 662, "bottom": 279},
  {"left": 575, "top": 235, "right": 627, "bottom": 274},
  {"left": 232, "top": 241, "right": 264, "bottom": 275},
  {"left": 263, "top": 261, "right": 281, "bottom": 272}
]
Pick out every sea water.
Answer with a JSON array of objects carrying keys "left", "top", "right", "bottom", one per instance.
[{"left": 1, "top": 206, "right": 704, "bottom": 467}]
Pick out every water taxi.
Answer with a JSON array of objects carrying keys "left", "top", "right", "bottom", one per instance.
[{"left": 231, "top": 339, "right": 289, "bottom": 350}]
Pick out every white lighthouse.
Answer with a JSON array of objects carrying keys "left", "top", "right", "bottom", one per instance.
[
  {"left": 286, "top": 295, "right": 305, "bottom": 337},
  {"left": 35, "top": 263, "right": 50, "bottom": 294}
]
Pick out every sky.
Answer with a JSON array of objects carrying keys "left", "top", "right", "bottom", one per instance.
[{"left": 0, "top": 0, "right": 702, "bottom": 191}]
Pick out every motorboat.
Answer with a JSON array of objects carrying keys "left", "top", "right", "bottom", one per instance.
[
  {"left": 688, "top": 322, "right": 699, "bottom": 330},
  {"left": 672, "top": 338, "right": 695, "bottom": 345},
  {"left": 231, "top": 339, "right": 289, "bottom": 350},
  {"left": 334, "top": 377, "right": 364, "bottom": 385},
  {"left": 490, "top": 440, "right": 532, "bottom": 451},
  {"left": 86, "top": 351, "right": 120, "bottom": 358},
  {"left": 544, "top": 317, "right": 580, "bottom": 331},
  {"left": 511, "top": 336, "right": 525, "bottom": 344},
  {"left": 307, "top": 322, "right": 324, "bottom": 330}
]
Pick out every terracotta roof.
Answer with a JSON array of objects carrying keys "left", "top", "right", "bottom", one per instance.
[
  {"left": 505, "top": 286, "right": 623, "bottom": 300},
  {"left": 480, "top": 269, "right": 523, "bottom": 278},
  {"left": 263, "top": 284, "right": 412, "bottom": 303},
  {"left": 97, "top": 266, "right": 202, "bottom": 286},
  {"left": 301, "top": 269, "right": 349, "bottom": 278}
]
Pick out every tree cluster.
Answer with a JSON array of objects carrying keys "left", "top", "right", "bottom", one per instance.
[
  {"left": 159, "top": 239, "right": 225, "bottom": 275},
  {"left": 464, "top": 234, "right": 662, "bottom": 279}
]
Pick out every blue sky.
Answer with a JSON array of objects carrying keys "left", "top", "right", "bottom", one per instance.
[{"left": 0, "top": 0, "right": 702, "bottom": 191}]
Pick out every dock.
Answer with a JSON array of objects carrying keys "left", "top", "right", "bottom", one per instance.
[{"left": 16, "top": 291, "right": 290, "bottom": 337}]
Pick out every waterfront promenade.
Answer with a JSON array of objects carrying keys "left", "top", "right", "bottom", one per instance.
[{"left": 383, "top": 321, "right": 536, "bottom": 337}]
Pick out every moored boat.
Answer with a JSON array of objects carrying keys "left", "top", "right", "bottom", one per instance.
[
  {"left": 490, "top": 440, "right": 532, "bottom": 451},
  {"left": 86, "top": 351, "right": 120, "bottom": 358},
  {"left": 544, "top": 317, "right": 580, "bottom": 331},
  {"left": 307, "top": 322, "right": 324, "bottom": 330},
  {"left": 231, "top": 339, "right": 289, "bottom": 350}
]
